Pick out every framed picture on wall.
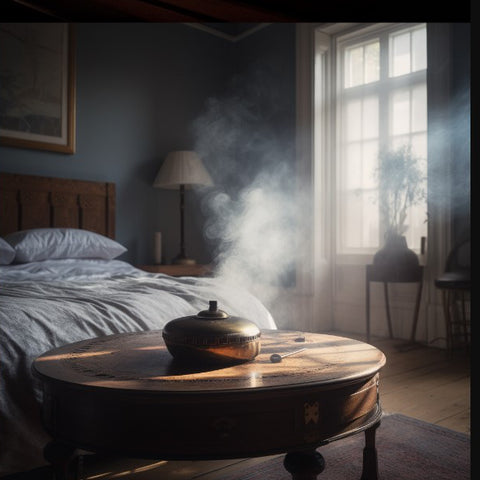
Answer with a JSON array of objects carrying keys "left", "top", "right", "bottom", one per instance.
[{"left": 0, "top": 23, "right": 76, "bottom": 154}]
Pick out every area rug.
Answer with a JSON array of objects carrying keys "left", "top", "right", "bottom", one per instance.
[
  {"left": 3, "top": 413, "right": 470, "bottom": 479},
  {"left": 219, "top": 413, "right": 470, "bottom": 480}
]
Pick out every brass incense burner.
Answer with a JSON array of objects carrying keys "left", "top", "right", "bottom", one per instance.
[{"left": 162, "top": 300, "right": 261, "bottom": 365}]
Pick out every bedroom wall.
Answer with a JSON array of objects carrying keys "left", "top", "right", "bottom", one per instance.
[
  {"left": 1, "top": 22, "right": 297, "bottom": 269},
  {"left": 191, "top": 24, "right": 297, "bottom": 281},
  {"left": 0, "top": 23, "right": 234, "bottom": 264}
]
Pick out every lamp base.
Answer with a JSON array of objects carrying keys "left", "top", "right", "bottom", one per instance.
[{"left": 172, "top": 255, "right": 196, "bottom": 265}]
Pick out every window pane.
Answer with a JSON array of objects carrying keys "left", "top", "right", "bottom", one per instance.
[
  {"left": 412, "top": 27, "right": 427, "bottom": 71},
  {"left": 363, "top": 96, "right": 378, "bottom": 139},
  {"left": 364, "top": 42, "right": 380, "bottom": 83},
  {"left": 345, "top": 96, "right": 378, "bottom": 142},
  {"left": 391, "top": 31, "right": 411, "bottom": 76},
  {"left": 345, "top": 99, "right": 362, "bottom": 141},
  {"left": 340, "top": 138, "right": 379, "bottom": 250},
  {"left": 345, "top": 143, "right": 363, "bottom": 189},
  {"left": 345, "top": 46, "right": 363, "bottom": 87},
  {"left": 391, "top": 89, "right": 410, "bottom": 135},
  {"left": 362, "top": 140, "right": 378, "bottom": 189},
  {"left": 341, "top": 189, "right": 379, "bottom": 249},
  {"left": 345, "top": 41, "right": 379, "bottom": 87},
  {"left": 411, "top": 84, "right": 427, "bottom": 132}
]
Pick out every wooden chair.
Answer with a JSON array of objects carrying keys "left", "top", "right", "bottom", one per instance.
[{"left": 434, "top": 238, "right": 470, "bottom": 353}]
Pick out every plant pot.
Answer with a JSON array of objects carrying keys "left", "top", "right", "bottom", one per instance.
[{"left": 373, "top": 234, "right": 419, "bottom": 270}]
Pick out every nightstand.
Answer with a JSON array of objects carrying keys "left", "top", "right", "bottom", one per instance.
[{"left": 136, "top": 264, "right": 213, "bottom": 277}]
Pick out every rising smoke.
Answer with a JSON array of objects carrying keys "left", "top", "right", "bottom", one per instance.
[{"left": 192, "top": 67, "right": 307, "bottom": 309}]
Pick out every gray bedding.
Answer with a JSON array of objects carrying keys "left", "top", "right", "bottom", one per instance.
[{"left": 0, "top": 259, "right": 275, "bottom": 476}]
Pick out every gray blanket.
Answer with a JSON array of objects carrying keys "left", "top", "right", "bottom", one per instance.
[{"left": 0, "top": 271, "right": 275, "bottom": 476}]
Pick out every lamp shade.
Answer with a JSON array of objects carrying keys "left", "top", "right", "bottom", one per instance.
[{"left": 153, "top": 151, "right": 213, "bottom": 189}]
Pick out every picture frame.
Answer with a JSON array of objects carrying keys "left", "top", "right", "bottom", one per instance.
[{"left": 0, "top": 23, "right": 76, "bottom": 154}]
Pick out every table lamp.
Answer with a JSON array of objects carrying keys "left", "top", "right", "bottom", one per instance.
[{"left": 153, "top": 150, "right": 213, "bottom": 265}]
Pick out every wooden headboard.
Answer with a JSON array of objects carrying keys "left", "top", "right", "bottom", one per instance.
[{"left": 0, "top": 173, "right": 115, "bottom": 239}]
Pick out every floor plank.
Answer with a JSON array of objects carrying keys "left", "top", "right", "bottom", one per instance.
[{"left": 355, "top": 333, "right": 471, "bottom": 434}]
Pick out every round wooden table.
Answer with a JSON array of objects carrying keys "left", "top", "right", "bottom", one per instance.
[{"left": 32, "top": 330, "right": 386, "bottom": 480}]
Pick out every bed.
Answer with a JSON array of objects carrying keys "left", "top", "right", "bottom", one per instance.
[{"left": 0, "top": 172, "right": 276, "bottom": 477}]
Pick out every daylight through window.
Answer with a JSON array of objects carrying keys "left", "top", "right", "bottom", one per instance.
[{"left": 334, "top": 24, "right": 428, "bottom": 254}]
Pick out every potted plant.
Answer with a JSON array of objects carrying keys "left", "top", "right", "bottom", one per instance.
[{"left": 373, "top": 144, "right": 426, "bottom": 269}]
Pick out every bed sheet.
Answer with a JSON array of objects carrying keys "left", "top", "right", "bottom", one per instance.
[{"left": 0, "top": 260, "right": 276, "bottom": 476}]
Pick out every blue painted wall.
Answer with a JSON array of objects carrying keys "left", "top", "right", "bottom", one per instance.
[{"left": 0, "top": 23, "right": 296, "bottom": 265}]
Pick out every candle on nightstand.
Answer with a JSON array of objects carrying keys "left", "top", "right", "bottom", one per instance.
[{"left": 154, "top": 232, "right": 162, "bottom": 264}]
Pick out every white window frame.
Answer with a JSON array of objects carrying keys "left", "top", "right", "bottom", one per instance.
[
  {"left": 334, "top": 23, "right": 428, "bottom": 258},
  {"left": 296, "top": 22, "right": 455, "bottom": 341}
]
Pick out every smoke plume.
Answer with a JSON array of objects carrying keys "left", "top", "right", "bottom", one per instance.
[{"left": 192, "top": 67, "right": 304, "bottom": 310}]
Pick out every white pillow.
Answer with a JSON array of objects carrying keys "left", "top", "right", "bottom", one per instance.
[
  {"left": 4, "top": 228, "right": 127, "bottom": 263},
  {"left": 0, "top": 237, "right": 15, "bottom": 265}
]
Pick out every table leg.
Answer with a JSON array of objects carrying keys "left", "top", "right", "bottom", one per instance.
[
  {"left": 409, "top": 279, "right": 423, "bottom": 343},
  {"left": 441, "top": 289, "right": 453, "bottom": 354},
  {"left": 43, "top": 440, "right": 77, "bottom": 480},
  {"left": 383, "top": 282, "right": 394, "bottom": 339},
  {"left": 284, "top": 449, "right": 325, "bottom": 480},
  {"left": 360, "top": 422, "right": 380, "bottom": 480}
]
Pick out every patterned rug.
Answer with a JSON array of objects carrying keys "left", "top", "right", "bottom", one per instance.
[
  {"left": 218, "top": 413, "right": 470, "bottom": 480},
  {"left": 3, "top": 413, "right": 470, "bottom": 479}
]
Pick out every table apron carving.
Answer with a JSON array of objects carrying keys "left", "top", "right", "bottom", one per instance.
[{"left": 41, "top": 374, "right": 380, "bottom": 460}]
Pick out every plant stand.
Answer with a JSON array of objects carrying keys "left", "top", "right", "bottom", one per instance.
[{"left": 365, "top": 264, "right": 424, "bottom": 344}]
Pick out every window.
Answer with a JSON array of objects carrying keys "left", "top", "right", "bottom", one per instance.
[{"left": 333, "top": 24, "right": 427, "bottom": 254}]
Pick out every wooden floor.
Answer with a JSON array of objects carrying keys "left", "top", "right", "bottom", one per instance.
[
  {"left": 361, "top": 333, "right": 470, "bottom": 435},
  {"left": 8, "top": 333, "right": 470, "bottom": 480}
]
